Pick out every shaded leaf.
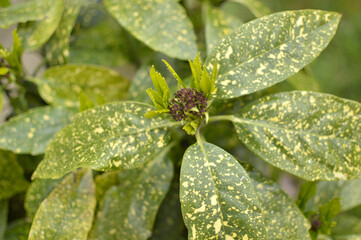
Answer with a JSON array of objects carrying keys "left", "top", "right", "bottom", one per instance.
[
  {"left": 44, "top": 0, "right": 84, "bottom": 65},
  {"left": 297, "top": 181, "right": 317, "bottom": 211},
  {"left": 103, "top": 0, "right": 198, "bottom": 60},
  {"left": 0, "top": 199, "right": 8, "bottom": 240},
  {"left": 129, "top": 64, "right": 153, "bottom": 104},
  {"left": 32, "top": 102, "right": 175, "bottom": 179},
  {"left": 4, "top": 219, "right": 31, "bottom": 240},
  {"left": 32, "top": 64, "right": 129, "bottom": 107},
  {"left": 249, "top": 170, "right": 311, "bottom": 239},
  {"left": 287, "top": 68, "right": 321, "bottom": 91},
  {"left": 180, "top": 142, "right": 266, "bottom": 240},
  {"left": 205, "top": 10, "right": 341, "bottom": 99},
  {"left": 0, "top": 150, "right": 28, "bottom": 200},
  {"left": 28, "top": 169, "right": 96, "bottom": 240},
  {"left": 24, "top": 178, "right": 61, "bottom": 220},
  {"left": 0, "top": 90, "right": 3, "bottom": 114},
  {"left": 233, "top": 91, "right": 361, "bottom": 181},
  {"left": 17, "top": 0, "right": 63, "bottom": 50},
  {"left": 94, "top": 170, "right": 121, "bottom": 201},
  {"left": 319, "top": 198, "right": 342, "bottom": 234},
  {"left": 90, "top": 147, "right": 173, "bottom": 240},
  {"left": 0, "top": 106, "right": 75, "bottom": 155},
  {"left": 231, "top": 0, "right": 271, "bottom": 18}
]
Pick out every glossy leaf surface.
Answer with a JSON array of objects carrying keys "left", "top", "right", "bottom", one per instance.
[
  {"left": 180, "top": 142, "right": 266, "bottom": 240},
  {"left": 91, "top": 148, "right": 173, "bottom": 240},
  {"left": 0, "top": 106, "right": 75, "bottom": 155},
  {"left": 103, "top": 0, "right": 198, "bottom": 60},
  {"left": 32, "top": 64, "right": 129, "bottom": 107},
  {"left": 205, "top": 10, "right": 341, "bottom": 99},
  {"left": 233, "top": 91, "right": 361, "bottom": 180},
  {"left": 33, "top": 102, "right": 173, "bottom": 179},
  {"left": 28, "top": 169, "right": 96, "bottom": 240}
]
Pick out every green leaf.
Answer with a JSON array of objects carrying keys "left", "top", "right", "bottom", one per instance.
[
  {"left": 287, "top": 68, "right": 321, "bottom": 91},
  {"left": 199, "top": 66, "right": 212, "bottom": 98},
  {"left": 205, "top": 10, "right": 341, "bottom": 99},
  {"left": 150, "top": 65, "right": 170, "bottom": 106},
  {"left": 0, "top": 199, "right": 8, "bottom": 240},
  {"left": 94, "top": 171, "right": 121, "bottom": 201},
  {"left": 0, "top": 106, "right": 75, "bottom": 155},
  {"left": 28, "top": 169, "right": 96, "bottom": 240},
  {"left": 319, "top": 198, "right": 342, "bottom": 235},
  {"left": 146, "top": 88, "right": 165, "bottom": 109},
  {"left": 249, "top": 170, "right": 311, "bottom": 239},
  {"left": 232, "top": 91, "right": 361, "bottom": 181},
  {"left": 145, "top": 109, "right": 170, "bottom": 118},
  {"left": 297, "top": 181, "right": 317, "bottom": 211},
  {"left": 79, "top": 92, "right": 95, "bottom": 112},
  {"left": 129, "top": 64, "right": 153, "bottom": 104},
  {"left": 4, "top": 219, "right": 31, "bottom": 240},
  {"left": 103, "top": 0, "right": 198, "bottom": 60},
  {"left": 0, "top": 150, "right": 28, "bottom": 200},
  {"left": 0, "top": 67, "right": 9, "bottom": 75},
  {"left": 32, "top": 102, "right": 174, "bottom": 179},
  {"left": 162, "top": 59, "right": 186, "bottom": 89},
  {"left": 0, "top": 0, "right": 49, "bottom": 28},
  {"left": 0, "top": 90, "right": 3, "bottom": 114},
  {"left": 231, "top": 0, "right": 271, "bottom": 18},
  {"left": 24, "top": 178, "right": 61, "bottom": 220},
  {"left": 0, "top": 0, "right": 10, "bottom": 8},
  {"left": 31, "top": 64, "right": 129, "bottom": 108},
  {"left": 44, "top": 0, "right": 84, "bottom": 65},
  {"left": 180, "top": 142, "right": 266, "bottom": 240},
  {"left": 189, "top": 54, "right": 202, "bottom": 91},
  {"left": 90, "top": 147, "right": 173, "bottom": 240}
]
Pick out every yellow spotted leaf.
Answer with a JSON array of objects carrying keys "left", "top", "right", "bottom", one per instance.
[
  {"left": 180, "top": 142, "right": 266, "bottom": 240},
  {"left": 232, "top": 91, "right": 361, "bottom": 181},
  {"left": 205, "top": 10, "right": 341, "bottom": 99},
  {"left": 32, "top": 102, "right": 175, "bottom": 179},
  {"left": 103, "top": 0, "right": 198, "bottom": 60},
  {"left": 90, "top": 147, "right": 173, "bottom": 240},
  {"left": 28, "top": 169, "right": 96, "bottom": 240}
]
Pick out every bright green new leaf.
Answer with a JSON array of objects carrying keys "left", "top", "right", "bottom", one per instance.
[
  {"left": 17, "top": 0, "right": 63, "bottom": 51},
  {"left": 319, "top": 198, "right": 342, "bottom": 235},
  {"left": 28, "top": 169, "right": 96, "bottom": 240},
  {"left": 0, "top": 150, "right": 28, "bottom": 200},
  {"left": 146, "top": 88, "right": 165, "bottom": 110},
  {"left": 232, "top": 91, "right": 361, "bottom": 181},
  {"left": 0, "top": 0, "right": 49, "bottom": 28},
  {"left": 0, "top": 67, "right": 9, "bottom": 75},
  {"left": 32, "top": 102, "right": 174, "bottom": 179},
  {"left": 90, "top": 147, "right": 173, "bottom": 240},
  {"left": 44, "top": 0, "right": 83, "bottom": 65},
  {"left": 150, "top": 65, "right": 170, "bottom": 105},
  {"left": 103, "top": 0, "right": 198, "bottom": 60},
  {"left": 4, "top": 219, "right": 31, "bottom": 240},
  {"left": 231, "top": 0, "right": 271, "bottom": 18},
  {"left": 0, "top": 106, "right": 75, "bottom": 155},
  {"left": 199, "top": 66, "right": 212, "bottom": 98},
  {"left": 297, "top": 181, "right": 317, "bottom": 211},
  {"left": 205, "top": 10, "right": 341, "bottom": 99},
  {"left": 24, "top": 178, "right": 61, "bottom": 220},
  {"left": 249, "top": 170, "right": 311, "bottom": 239},
  {"left": 0, "top": 199, "right": 8, "bottom": 240},
  {"left": 180, "top": 142, "right": 266, "bottom": 240},
  {"left": 31, "top": 64, "right": 129, "bottom": 108},
  {"left": 189, "top": 54, "right": 202, "bottom": 91},
  {"left": 162, "top": 59, "right": 186, "bottom": 89}
]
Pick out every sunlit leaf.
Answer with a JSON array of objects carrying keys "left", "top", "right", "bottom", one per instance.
[
  {"left": 0, "top": 106, "right": 75, "bottom": 155},
  {"left": 90, "top": 147, "right": 173, "bottom": 240},
  {"left": 32, "top": 102, "right": 175, "bottom": 179},
  {"left": 180, "top": 142, "right": 266, "bottom": 239},
  {"left": 103, "top": 0, "right": 198, "bottom": 60},
  {"left": 232, "top": 91, "right": 361, "bottom": 181},
  {"left": 205, "top": 10, "right": 341, "bottom": 99},
  {"left": 28, "top": 169, "right": 96, "bottom": 240},
  {"left": 31, "top": 64, "right": 129, "bottom": 108}
]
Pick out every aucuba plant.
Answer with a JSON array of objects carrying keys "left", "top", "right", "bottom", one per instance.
[{"left": 0, "top": 0, "right": 361, "bottom": 240}]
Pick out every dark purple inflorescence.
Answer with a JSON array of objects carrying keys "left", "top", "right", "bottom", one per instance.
[{"left": 169, "top": 88, "right": 207, "bottom": 121}]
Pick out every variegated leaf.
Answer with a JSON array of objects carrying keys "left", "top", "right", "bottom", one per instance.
[
  {"left": 0, "top": 106, "right": 75, "bottom": 155},
  {"left": 32, "top": 64, "right": 129, "bottom": 107},
  {"left": 32, "top": 102, "right": 175, "bottom": 179},
  {"left": 0, "top": 150, "right": 28, "bottom": 200},
  {"left": 90, "top": 147, "right": 173, "bottom": 240},
  {"left": 17, "top": 0, "right": 63, "bottom": 50},
  {"left": 103, "top": 0, "right": 198, "bottom": 60},
  {"left": 28, "top": 169, "right": 96, "bottom": 240},
  {"left": 44, "top": 0, "right": 83, "bottom": 65},
  {"left": 180, "top": 142, "right": 266, "bottom": 240},
  {"left": 232, "top": 91, "right": 361, "bottom": 181},
  {"left": 205, "top": 10, "right": 341, "bottom": 99},
  {"left": 249, "top": 170, "right": 311, "bottom": 239}
]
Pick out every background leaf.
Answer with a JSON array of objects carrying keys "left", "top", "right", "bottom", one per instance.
[
  {"left": 32, "top": 102, "right": 174, "bottom": 179},
  {"left": 103, "top": 0, "right": 198, "bottom": 60},
  {"left": 180, "top": 142, "right": 266, "bottom": 240},
  {"left": 248, "top": 169, "right": 311, "bottom": 239},
  {"left": 4, "top": 219, "right": 31, "bottom": 240},
  {"left": 0, "top": 150, "right": 28, "bottom": 200},
  {"left": 0, "top": 106, "right": 75, "bottom": 155},
  {"left": 28, "top": 169, "right": 96, "bottom": 240},
  {"left": 233, "top": 91, "right": 361, "bottom": 181},
  {"left": 231, "top": 0, "right": 271, "bottom": 18},
  {"left": 205, "top": 10, "right": 341, "bottom": 99},
  {"left": 90, "top": 147, "right": 173, "bottom": 240},
  {"left": 0, "top": 199, "right": 8, "bottom": 240},
  {"left": 32, "top": 64, "right": 129, "bottom": 107}
]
